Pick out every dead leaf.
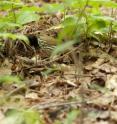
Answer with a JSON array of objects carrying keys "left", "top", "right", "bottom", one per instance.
[
  {"left": 25, "top": 92, "right": 38, "bottom": 100},
  {"left": 106, "top": 74, "right": 117, "bottom": 90}
]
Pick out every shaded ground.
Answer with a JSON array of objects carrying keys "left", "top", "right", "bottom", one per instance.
[{"left": 0, "top": 0, "right": 117, "bottom": 124}]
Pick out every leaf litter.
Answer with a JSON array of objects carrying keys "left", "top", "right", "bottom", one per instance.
[{"left": 0, "top": 0, "right": 117, "bottom": 124}]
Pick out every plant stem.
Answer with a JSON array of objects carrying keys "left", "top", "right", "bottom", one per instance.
[{"left": 11, "top": 3, "right": 16, "bottom": 23}]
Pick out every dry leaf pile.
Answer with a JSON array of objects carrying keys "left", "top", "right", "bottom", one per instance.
[{"left": 0, "top": 1, "right": 117, "bottom": 124}]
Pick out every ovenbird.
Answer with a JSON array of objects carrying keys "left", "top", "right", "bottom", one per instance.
[
  {"left": 27, "top": 34, "right": 57, "bottom": 58},
  {"left": 27, "top": 34, "right": 57, "bottom": 50}
]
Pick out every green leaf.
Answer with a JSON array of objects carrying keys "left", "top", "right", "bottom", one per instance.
[
  {"left": 62, "top": 16, "right": 77, "bottom": 26},
  {"left": 103, "top": 1, "right": 117, "bottom": 8},
  {"left": 0, "top": 75, "right": 20, "bottom": 84},
  {"left": 91, "top": 15, "right": 115, "bottom": 22},
  {"left": 0, "top": 1, "right": 24, "bottom": 10},
  {"left": 58, "top": 16, "right": 86, "bottom": 41},
  {"left": 63, "top": 110, "right": 80, "bottom": 124},
  {"left": 0, "top": 21, "right": 20, "bottom": 31},
  {"left": 43, "top": 3, "right": 64, "bottom": 13},
  {"left": 21, "top": 6, "right": 44, "bottom": 13},
  {"left": 63, "top": 0, "right": 87, "bottom": 8},
  {"left": 58, "top": 16, "right": 78, "bottom": 41},
  {"left": 23, "top": 110, "right": 44, "bottom": 124},
  {"left": 1, "top": 109, "right": 44, "bottom": 124},
  {"left": 16, "top": 11, "right": 39, "bottom": 25},
  {"left": 51, "top": 40, "right": 76, "bottom": 57},
  {"left": 0, "top": 33, "right": 29, "bottom": 43}
]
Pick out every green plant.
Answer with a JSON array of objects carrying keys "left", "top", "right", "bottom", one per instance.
[
  {"left": 1, "top": 109, "right": 44, "bottom": 124},
  {"left": 34, "top": 0, "right": 115, "bottom": 40},
  {"left": 54, "top": 110, "right": 80, "bottom": 124},
  {"left": 1, "top": 0, "right": 116, "bottom": 48},
  {"left": 0, "top": 0, "right": 42, "bottom": 40},
  {"left": 0, "top": 0, "right": 43, "bottom": 48},
  {"left": 0, "top": 75, "right": 20, "bottom": 85},
  {"left": 43, "top": 0, "right": 117, "bottom": 54}
]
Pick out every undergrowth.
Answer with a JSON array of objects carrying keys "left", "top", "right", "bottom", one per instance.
[{"left": 0, "top": 0, "right": 117, "bottom": 124}]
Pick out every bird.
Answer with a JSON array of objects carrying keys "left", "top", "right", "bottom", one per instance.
[
  {"left": 27, "top": 34, "right": 57, "bottom": 50},
  {"left": 26, "top": 34, "right": 40, "bottom": 49},
  {"left": 26, "top": 34, "right": 57, "bottom": 58}
]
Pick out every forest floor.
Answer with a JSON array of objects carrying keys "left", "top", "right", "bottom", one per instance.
[{"left": 0, "top": 0, "right": 117, "bottom": 124}]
